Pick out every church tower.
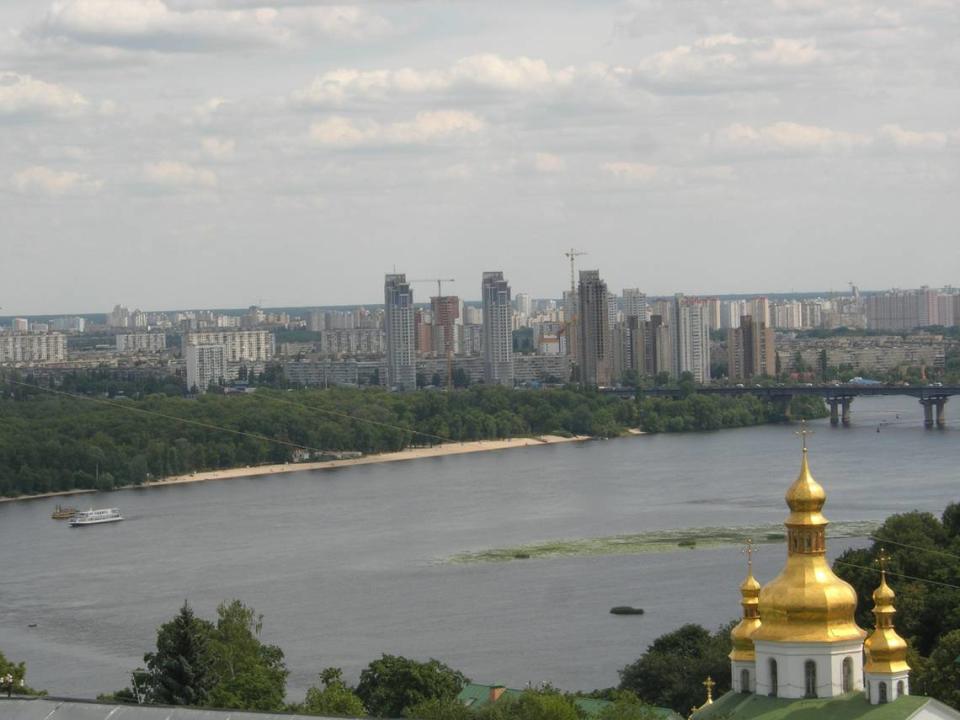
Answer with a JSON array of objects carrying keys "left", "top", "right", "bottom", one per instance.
[
  {"left": 748, "top": 443, "right": 866, "bottom": 699},
  {"left": 863, "top": 556, "right": 910, "bottom": 704},
  {"left": 729, "top": 542, "right": 762, "bottom": 693}
]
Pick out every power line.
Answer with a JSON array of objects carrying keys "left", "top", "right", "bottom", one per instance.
[
  {"left": 867, "top": 535, "right": 960, "bottom": 562},
  {"left": 833, "top": 559, "right": 960, "bottom": 592}
]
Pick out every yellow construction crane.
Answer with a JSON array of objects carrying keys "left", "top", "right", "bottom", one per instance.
[{"left": 410, "top": 278, "right": 457, "bottom": 391}]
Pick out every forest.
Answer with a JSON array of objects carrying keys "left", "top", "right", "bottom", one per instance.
[{"left": 0, "top": 375, "right": 824, "bottom": 498}]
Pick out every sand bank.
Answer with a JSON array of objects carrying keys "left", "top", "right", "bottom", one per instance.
[{"left": 0, "top": 435, "right": 589, "bottom": 504}]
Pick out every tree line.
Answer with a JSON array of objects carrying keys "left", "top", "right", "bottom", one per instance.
[{"left": 0, "top": 376, "right": 824, "bottom": 498}]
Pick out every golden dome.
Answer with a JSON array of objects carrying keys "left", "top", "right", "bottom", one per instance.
[
  {"left": 751, "top": 448, "right": 866, "bottom": 644},
  {"left": 864, "top": 568, "right": 910, "bottom": 674},
  {"left": 730, "top": 562, "right": 762, "bottom": 661}
]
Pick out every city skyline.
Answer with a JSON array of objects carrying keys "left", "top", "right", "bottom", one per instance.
[{"left": 3, "top": 1, "right": 959, "bottom": 315}]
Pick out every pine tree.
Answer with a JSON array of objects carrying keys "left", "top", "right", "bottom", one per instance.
[{"left": 144, "top": 601, "right": 215, "bottom": 706}]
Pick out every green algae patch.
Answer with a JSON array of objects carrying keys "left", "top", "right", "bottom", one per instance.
[{"left": 447, "top": 520, "right": 877, "bottom": 564}]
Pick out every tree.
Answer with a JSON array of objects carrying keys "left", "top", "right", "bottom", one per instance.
[
  {"left": 405, "top": 696, "right": 476, "bottom": 720},
  {"left": 142, "top": 601, "right": 216, "bottom": 706},
  {"left": 918, "top": 630, "right": 960, "bottom": 709},
  {"left": 206, "top": 600, "right": 289, "bottom": 712},
  {"left": 595, "top": 691, "right": 665, "bottom": 720},
  {"left": 301, "top": 667, "right": 367, "bottom": 717},
  {"left": 356, "top": 655, "right": 468, "bottom": 717},
  {"left": 618, "top": 623, "right": 731, "bottom": 715},
  {"left": 473, "top": 690, "right": 579, "bottom": 720}
]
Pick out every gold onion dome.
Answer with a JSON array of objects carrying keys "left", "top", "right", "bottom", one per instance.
[
  {"left": 730, "top": 558, "right": 763, "bottom": 661},
  {"left": 751, "top": 447, "right": 866, "bottom": 644},
  {"left": 864, "top": 566, "right": 910, "bottom": 673}
]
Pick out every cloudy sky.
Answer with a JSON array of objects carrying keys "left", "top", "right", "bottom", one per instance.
[{"left": 2, "top": 0, "right": 958, "bottom": 314}]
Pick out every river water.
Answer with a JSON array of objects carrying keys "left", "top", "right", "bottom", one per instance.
[{"left": 0, "top": 396, "right": 957, "bottom": 700}]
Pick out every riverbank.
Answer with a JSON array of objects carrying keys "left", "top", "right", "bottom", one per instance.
[{"left": 0, "top": 435, "right": 590, "bottom": 504}]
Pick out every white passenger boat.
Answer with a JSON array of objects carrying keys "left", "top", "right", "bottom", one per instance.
[{"left": 69, "top": 508, "right": 123, "bottom": 527}]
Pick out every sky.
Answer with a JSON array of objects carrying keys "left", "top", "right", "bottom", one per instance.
[{"left": 2, "top": 0, "right": 959, "bottom": 314}]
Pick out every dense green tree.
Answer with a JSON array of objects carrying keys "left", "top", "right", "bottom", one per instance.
[
  {"left": 205, "top": 600, "right": 288, "bottom": 712},
  {"left": 405, "top": 696, "right": 476, "bottom": 720},
  {"left": 356, "top": 655, "right": 468, "bottom": 717},
  {"left": 300, "top": 667, "right": 367, "bottom": 717},
  {"left": 143, "top": 601, "right": 216, "bottom": 706},
  {"left": 473, "top": 690, "right": 580, "bottom": 720},
  {"left": 594, "top": 691, "right": 665, "bottom": 720},
  {"left": 618, "top": 623, "right": 732, "bottom": 715}
]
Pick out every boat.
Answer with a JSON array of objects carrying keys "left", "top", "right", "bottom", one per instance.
[
  {"left": 69, "top": 508, "right": 123, "bottom": 527},
  {"left": 51, "top": 504, "right": 78, "bottom": 520}
]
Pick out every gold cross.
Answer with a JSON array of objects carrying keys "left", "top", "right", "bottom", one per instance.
[
  {"left": 703, "top": 676, "right": 715, "bottom": 703},
  {"left": 877, "top": 547, "right": 890, "bottom": 576},
  {"left": 742, "top": 538, "right": 758, "bottom": 570},
  {"left": 795, "top": 419, "right": 814, "bottom": 451}
]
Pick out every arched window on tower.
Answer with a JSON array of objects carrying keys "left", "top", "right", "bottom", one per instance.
[
  {"left": 897, "top": 681, "right": 904, "bottom": 698},
  {"left": 741, "top": 669, "right": 750, "bottom": 693},
  {"left": 842, "top": 657, "right": 853, "bottom": 693},
  {"left": 769, "top": 659, "right": 778, "bottom": 698},
  {"left": 879, "top": 682, "right": 888, "bottom": 704},
  {"left": 804, "top": 660, "right": 817, "bottom": 698}
]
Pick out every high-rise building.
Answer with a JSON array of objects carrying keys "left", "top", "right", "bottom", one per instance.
[
  {"left": 431, "top": 296, "right": 461, "bottom": 358},
  {"left": 577, "top": 270, "right": 612, "bottom": 386},
  {"left": 514, "top": 292, "right": 532, "bottom": 317},
  {"left": 0, "top": 333, "right": 67, "bottom": 363},
  {"left": 673, "top": 295, "right": 711, "bottom": 383},
  {"left": 622, "top": 289, "right": 647, "bottom": 322},
  {"left": 12, "top": 318, "right": 29, "bottom": 333},
  {"left": 184, "top": 330, "right": 274, "bottom": 362},
  {"left": 728, "top": 315, "right": 776, "bottom": 380},
  {"left": 562, "top": 289, "right": 578, "bottom": 359},
  {"left": 116, "top": 333, "right": 167, "bottom": 354},
  {"left": 185, "top": 344, "right": 226, "bottom": 393},
  {"left": 482, "top": 271, "right": 514, "bottom": 386},
  {"left": 642, "top": 315, "right": 673, "bottom": 378},
  {"left": 384, "top": 273, "right": 416, "bottom": 390}
]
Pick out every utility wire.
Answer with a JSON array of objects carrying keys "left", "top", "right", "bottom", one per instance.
[
  {"left": 867, "top": 535, "right": 960, "bottom": 562},
  {"left": 833, "top": 559, "right": 960, "bottom": 591}
]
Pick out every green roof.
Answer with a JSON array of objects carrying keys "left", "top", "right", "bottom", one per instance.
[
  {"left": 456, "top": 684, "right": 679, "bottom": 720},
  {"left": 693, "top": 691, "right": 935, "bottom": 720}
]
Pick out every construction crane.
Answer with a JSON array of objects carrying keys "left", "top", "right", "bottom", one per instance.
[
  {"left": 410, "top": 278, "right": 457, "bottom": 391},
  {"left": 411, "top": 278, "right": 455, "bottom": 297},
  {"left": 563, "top": 249, "right": 586, "bottom": 360}
]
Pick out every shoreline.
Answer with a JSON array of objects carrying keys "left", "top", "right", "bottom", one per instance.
[{"left": 0, "top": 435, "right": 591, "bottom": 504}]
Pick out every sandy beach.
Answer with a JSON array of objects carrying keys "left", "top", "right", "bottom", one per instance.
[{"left": 0, "top": 435, "right": 589, "bottom": 504}]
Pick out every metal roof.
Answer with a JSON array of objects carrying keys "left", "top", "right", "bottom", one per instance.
[{"left": 0, "top": 696, "right": 353, "bottom": 720}]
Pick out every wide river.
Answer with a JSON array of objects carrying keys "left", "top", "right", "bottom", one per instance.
[{"left": 0, "top": 396, "right": 957, "bottom": 701}]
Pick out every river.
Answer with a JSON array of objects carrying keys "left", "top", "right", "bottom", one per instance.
[{"left": 0, "top": 396, "right": 957, "bottom": 700}]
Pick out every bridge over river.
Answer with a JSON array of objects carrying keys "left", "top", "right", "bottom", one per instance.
[{"left": 601, "top": 384, "right": 960, "bottom": 428}]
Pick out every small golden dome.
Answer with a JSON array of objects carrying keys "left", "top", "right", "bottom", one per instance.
[
  {"left": 730, "top": 549, "right": 762, "bottom": 662},
  {"left": 784, "top": 449, "right": 827, "bottom": 526},
  {"left": 865, "top": 568, "right": 910, "bottom": 674},
  {"left": 751, "top": 447, "right": 866, "bottom": 644}
]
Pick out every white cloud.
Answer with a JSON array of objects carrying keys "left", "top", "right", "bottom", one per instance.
[
  {"left": 875, "top": 124, "right": 953, "bottom": 151},
  {"left": 632, "top": 34, "right": 828, "bottom": 92},
  {"left": 29, "top": 0, "right": 391, "bottom": 53},
  {"left": 309, "top": 110, "right": 485, "bottom": 148},
  {"left": 0, "top": 72, "right": 90, "bottom": 120},
  {"left": 293, "top": 54, "right": 577, "bottom": 107},
  {"left": 709, "top": 121, "right": 959, "bottom": 155},
  {"left": 602, "top": 162, "right": 660, "bottom": 181},
  {"left": 202, "top": 136, "right": 236, "bottom": 159},
  {"left": 709, "top": 122, "right": 869, "bottom": 154},
  {"left": 143, "top": 161, "right": 217, "bottom": 188},
  {"left": 13, "top": 165, "right": 103, "bottom": 195}
]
